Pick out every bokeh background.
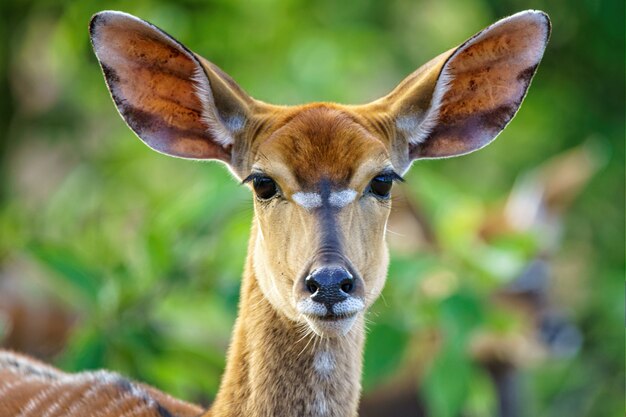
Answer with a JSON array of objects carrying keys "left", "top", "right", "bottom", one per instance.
[{"left": 0, "top": 1, "right": 623, "bottom": 416}]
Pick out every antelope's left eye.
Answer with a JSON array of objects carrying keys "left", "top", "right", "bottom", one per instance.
[
  {"left": 252, "top": 176, "right": 278, "bottom": 200},
  {"left": 368, "top": 176, "right": 393, "bottom": 199}
]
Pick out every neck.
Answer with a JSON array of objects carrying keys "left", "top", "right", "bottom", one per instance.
[{"left": 207, "top": 230, "right": 365, "bottom": 417}]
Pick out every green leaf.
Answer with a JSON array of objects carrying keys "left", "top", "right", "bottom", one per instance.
[
  {"left": 27, "top": 242, "right": 101, "bottom": 303},
  {"left": 422, "top": 340, "right": 476, "bottom": 417},
  {"left": 422, "top": 293, "right": 484, "bottom": 417},
  {"left": 441, "top": 293, "right": 484, "bottom": 341},
  {"left": 362, "top": 321, "right": 409, "bottom": 390},
  {"left": 58, "top": 327, "right": 107, "bottom": 372}
]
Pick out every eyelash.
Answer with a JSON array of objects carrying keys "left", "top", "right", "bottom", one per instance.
[
  {"left": 242, "top": 173, "right": 282, "bottom": 201},
  {"left": 374, "top": 171, "right": 404, "bottom": 183}
]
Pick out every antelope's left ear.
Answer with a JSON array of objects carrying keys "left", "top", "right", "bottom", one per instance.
[
  {"left": 370, "top": 10, "right": 550, "bottom": 171},
  {"left": 89, "top": 11, "right": 256, "bottom": 165}
]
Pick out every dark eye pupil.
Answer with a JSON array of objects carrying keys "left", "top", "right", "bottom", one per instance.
[
  {"left": 370, "top": 177, "right": 393, "bottom": 198},
  {"left": 253, "top": 177, "right": 278, "bottom": 200}
]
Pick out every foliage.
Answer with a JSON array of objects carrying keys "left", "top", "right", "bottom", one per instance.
[{"left": 0, "top": 0, "right": 623, "bottom": 416}]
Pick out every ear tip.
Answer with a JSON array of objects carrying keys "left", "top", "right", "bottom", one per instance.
[
  {"left": 89, "top": 11, "right": 142, "bottom": 39},
  {"left": 509, "top": 9, "right": 550, "bottom": 23},
  {"left": 524, "top": 10, "right": 551, "bottom": 31},
  {"left": 89, "top": 12, "right": 104, "bottom": 38},
  {"left": 479, "top": 10, "right": 550, "bottom": 55},
  {"left": 534, "top": 10, "right": 552, "bottom": 40},
  {"left": 509, "top": 10, "right": 552, "bottom": 39}
]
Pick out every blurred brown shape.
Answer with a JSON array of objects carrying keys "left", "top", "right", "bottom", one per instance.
[
  {"left": 0, "top": 266, "right": 76, "bottom": 361},
  {"left": 481, "top": 141, "right": 604, "bottom": 243}
]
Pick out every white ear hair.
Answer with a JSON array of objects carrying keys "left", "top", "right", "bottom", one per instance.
[
  {"left": 400, "top": 70, "right": 454, "bottom": 146},
  {"left": 192, "top": 66, "right": 241, "bottom": 147}
]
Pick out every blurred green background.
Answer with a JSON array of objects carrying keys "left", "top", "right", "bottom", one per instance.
[{"left": 0, "top": 1, "right": 623, "bottom": 416}]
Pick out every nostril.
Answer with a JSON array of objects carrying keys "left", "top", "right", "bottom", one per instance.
[
  {"left": 305, "top": 276, "right": 320, "bottom": 294},
  {"left": 340, "top": 278, "right": 354, "bottom": 294}
]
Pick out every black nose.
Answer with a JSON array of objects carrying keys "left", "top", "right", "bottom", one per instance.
[{"left": 305, "top": 266, "right": 354, "bottom": 307}]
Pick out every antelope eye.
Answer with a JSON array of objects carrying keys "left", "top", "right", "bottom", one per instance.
[
  {"left": 369, "top": 176, "right": 393, "bottom": 199},
  {"left": 252, "top": 176, "right": 278, "bottom": 200}
]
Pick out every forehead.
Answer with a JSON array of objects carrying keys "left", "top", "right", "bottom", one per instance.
[{"left": 256, "top": 105, "right": 388, "bottom": 188}]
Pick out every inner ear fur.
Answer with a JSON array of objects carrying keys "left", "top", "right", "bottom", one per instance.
[
  {"left": 89, "top": 11, "right": 254, "bottom": 162},
  {"left": 369, "top": 10, "right": 551, "bottom": 165}
]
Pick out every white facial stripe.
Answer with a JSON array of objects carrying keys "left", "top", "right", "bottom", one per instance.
[
  {"left": 328, "top": 189, "right": 357, "bottom": 208},
  {"left": 292, "top": 189, "right": 357, "bottom": 210},
  {"left": 292, "top": 192, "right": 322, "bottom": 209}
]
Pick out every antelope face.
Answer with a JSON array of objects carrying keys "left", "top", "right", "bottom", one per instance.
[
  {"left": 90, "top": 11, "right": 550, "bottom": 338},
  {"left": 247, "top": 106, "right": 397, "bottom": 336}
]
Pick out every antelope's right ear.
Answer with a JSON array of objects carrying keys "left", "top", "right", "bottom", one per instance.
[
  {"left": 89, "top": 11, "right": 254, "bottom": 164},
  {"left": 365, "top": 10, "right": 550, "bottom": 173}
]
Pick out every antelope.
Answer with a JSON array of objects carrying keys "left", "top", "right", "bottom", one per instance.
[{"left": 0, "top": 9, "right": 550, "bottom": 417}]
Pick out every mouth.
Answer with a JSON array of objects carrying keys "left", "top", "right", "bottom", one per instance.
[
  {"left": 296, "top": 298, "right": 364, "bottom": 336},
  {"left": 317, "top": 312, "right": 358, "bottom": 321}
]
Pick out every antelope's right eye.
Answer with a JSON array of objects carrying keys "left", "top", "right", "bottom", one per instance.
[
  {"left": 369, "top": 176, "right": 393, "bottom": 199},
  {"left": 252, "top": 176, "right": 278, "bottom": 200}
]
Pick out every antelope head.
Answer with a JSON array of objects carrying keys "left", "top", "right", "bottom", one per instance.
[{"left": 90, "top": 10, "right": 550, "bottom": 338}]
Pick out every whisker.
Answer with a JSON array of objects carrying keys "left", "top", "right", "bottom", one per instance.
[
  {"left": 385, "top": 228, "right": 406, "bottom": 237},
  {"left": 297, "top": 330, "right": 317, "bottom": 358}
]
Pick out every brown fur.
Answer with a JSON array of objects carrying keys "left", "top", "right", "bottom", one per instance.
[
  {"left": 0, "top": 351, "right": 202, "bottom": 417},
  {"left": 0, "top": 10, "right": 550, "bottom": 417}
]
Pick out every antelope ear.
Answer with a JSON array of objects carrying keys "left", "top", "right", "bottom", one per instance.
[
  {"left": 378, "top": 10, "right": 550, "bottom": 169},
  {"left": 89, "top": 11, "right": 254, "bottom": 163}
]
